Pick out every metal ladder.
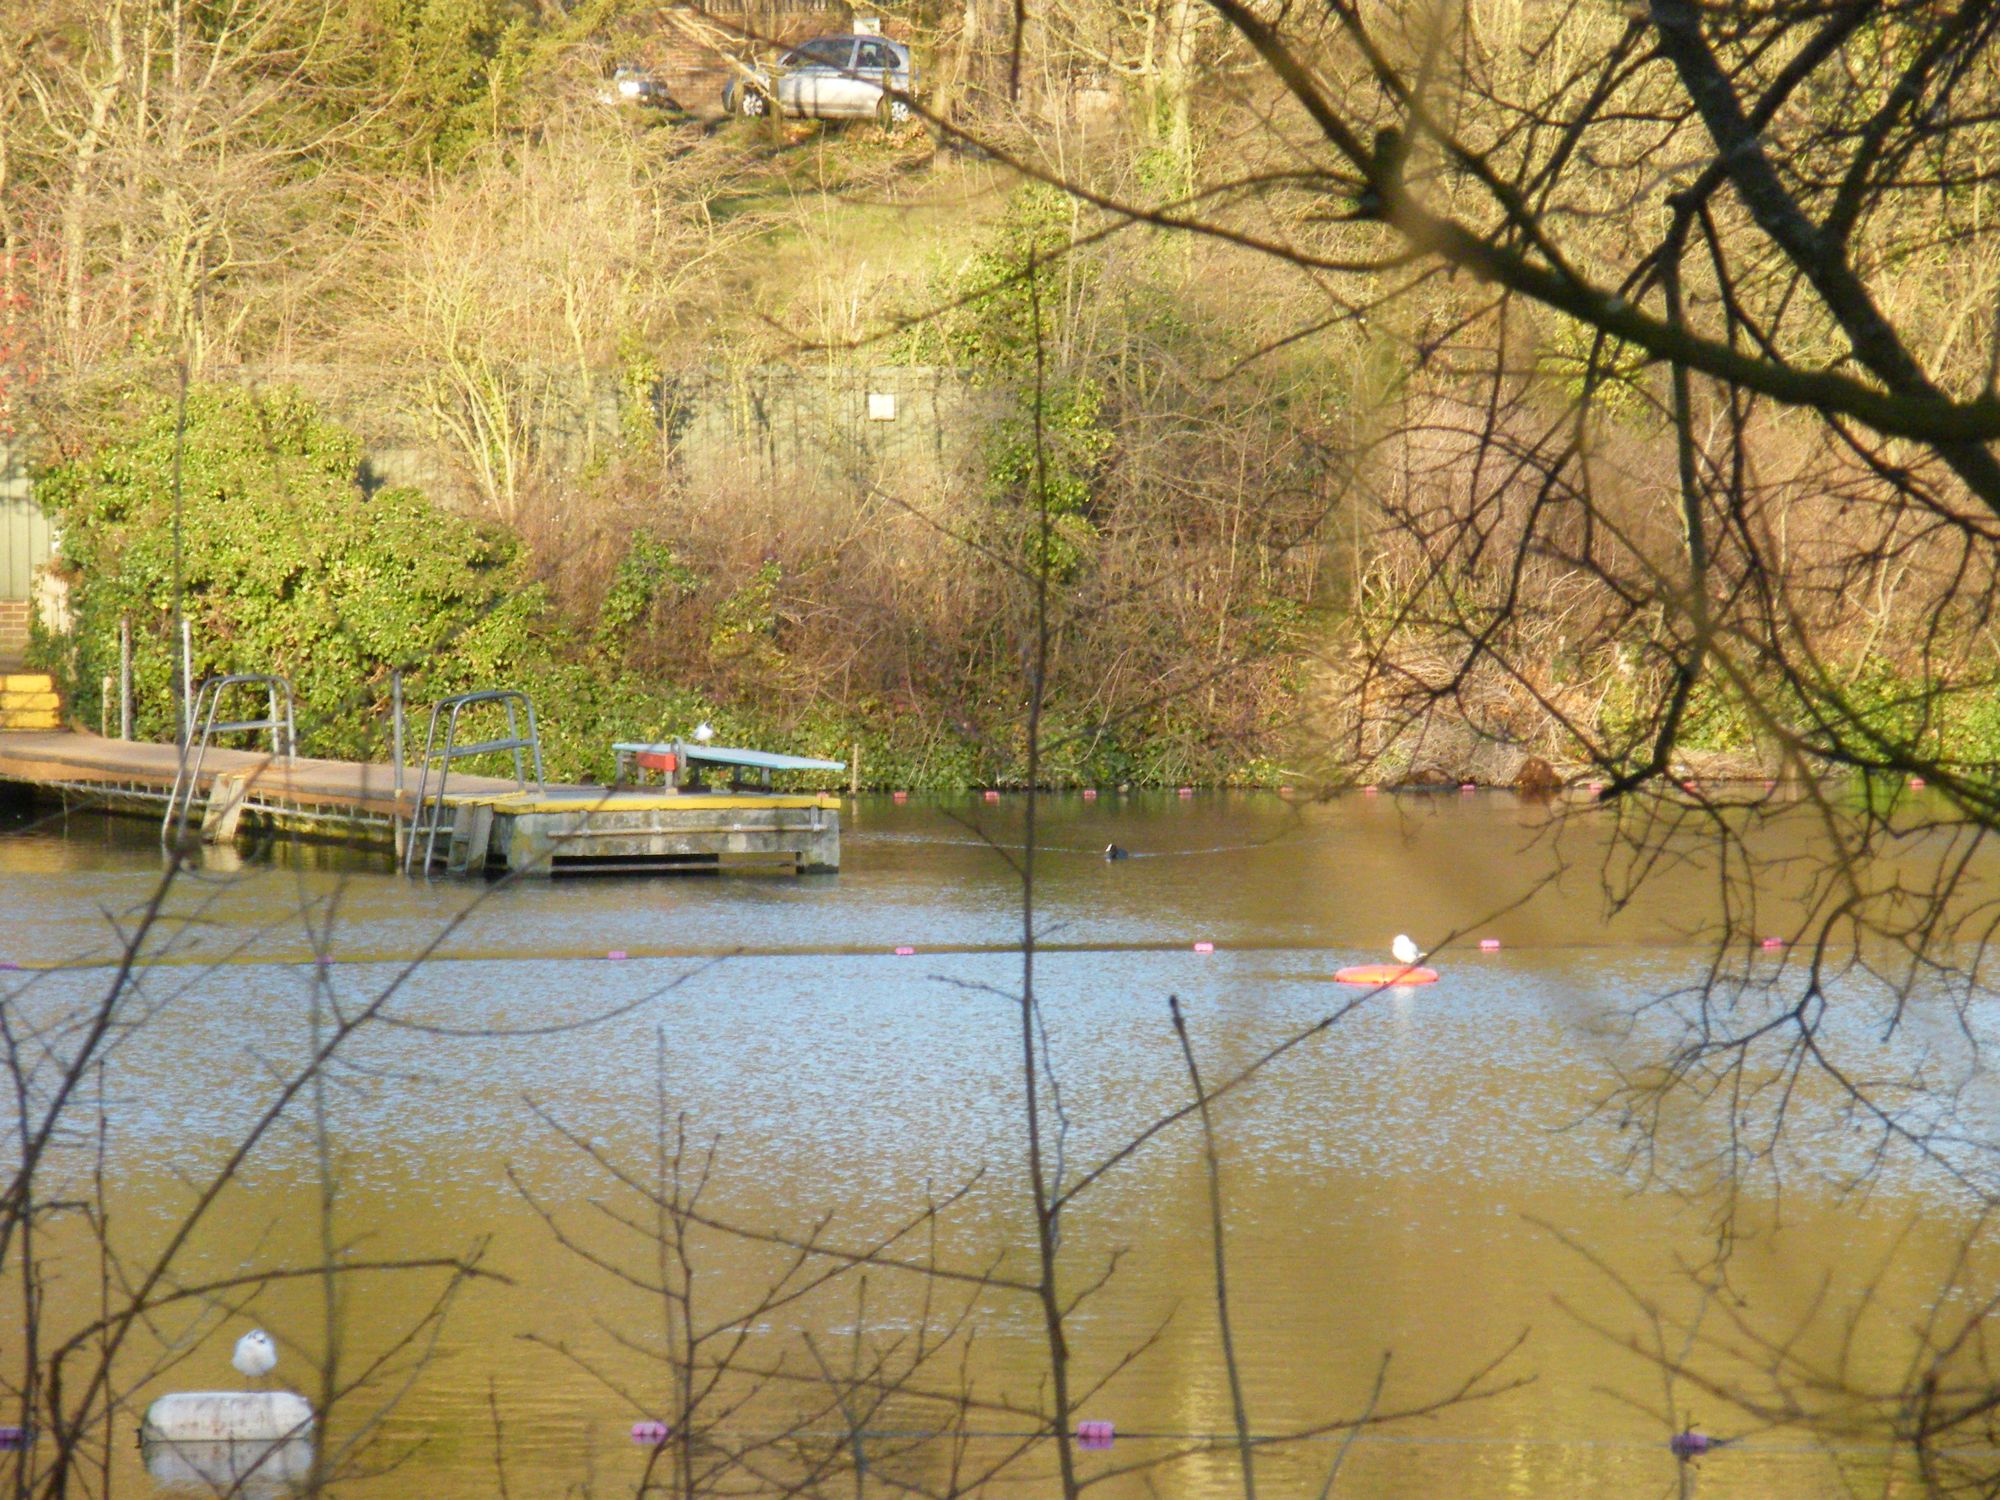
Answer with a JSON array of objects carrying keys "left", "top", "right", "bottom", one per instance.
[
  {"left": 403, "top": 690, "right": 545, "bottom": 875},
  {"left": 162, "top": 674, "right": 298, "bottom": 847}
]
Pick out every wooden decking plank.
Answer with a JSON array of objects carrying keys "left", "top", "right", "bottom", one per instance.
[
  {"left": 0, "top": 730, "right": 843, "bottom": 873},
  {"left": 0, "top": 730, "right": 525, "bottom": 814},
  {"left": 0, "top": 731, "right": 832, "bottom": 816}
]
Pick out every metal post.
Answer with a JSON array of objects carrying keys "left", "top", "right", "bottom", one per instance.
[
  {"left": 100, "top": 676, "right": 112, "bottom": 738},
  {"left": 850, "top": 740, "right": 860, "bottom": 797},
  {"left": 179, "top": 618, "right": 193, "bottom": 748},
  {"left": 391, "top": 670, "right": 406, "bottom": 860},
  {"left": 118, "top": 617, "right": 131, "bottom": 739}
]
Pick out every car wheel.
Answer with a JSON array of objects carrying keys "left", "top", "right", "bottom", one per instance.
[
  {"left": 739, "top": 87, "right": 768, "bottom": 118},
  {"left": 878, "top": 94, "right": 911, "bottom": 130}
]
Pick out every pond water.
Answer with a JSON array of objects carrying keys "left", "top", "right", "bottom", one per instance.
[{"left": 3, "top": 789, "right": 1997, "bottom": 1497}]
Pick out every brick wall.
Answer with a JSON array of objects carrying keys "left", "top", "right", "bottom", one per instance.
[
  {"left": 640, "top": 1, "right": 856, "bottom": 112},
  {"left": 0, "top": 600, "right": 29, "bottom": 664}
]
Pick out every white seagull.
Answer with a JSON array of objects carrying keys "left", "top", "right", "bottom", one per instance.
[
  {"left": 232, "top": 1328, "right": 277, "bottom": 1383},
  {"left": 1391, "top": 933, "right": 1425, "bottom": 966},
  {"left": 692, "top": 722, "right": 715, "bottom": 744}
]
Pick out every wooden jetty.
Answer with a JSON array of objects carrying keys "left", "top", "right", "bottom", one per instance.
[{"left": 0, "top": 729, "right": 841, "bottom": 876}]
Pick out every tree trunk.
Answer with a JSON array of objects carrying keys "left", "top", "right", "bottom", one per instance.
[{"left": 59, "top": 3, "right": 129, "bottom": 369}]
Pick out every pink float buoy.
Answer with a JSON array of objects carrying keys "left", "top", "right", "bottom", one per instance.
[
  {"left": 606, "top": 950, "right": 627, "bottom": 960},
  {"left": 1082, "top": 788, "right": 1097, "bottom": 800},
  {"left": 894, "top": 946, "right": 916, "bottom": 956},
  {"left": 1363, "top": 784, "right": 1379, "bottom": 795},
  {"left": 1193, "top": 941, "right": 1214, "bottom": 954},
  {"left": 1760, "top": 937, "right": 1787, "bottom": 950},
  {"left": 1479, "top": 938, "right": 1501, "bottom": 951},
  {"left": 892, "top": 790, "right": 908, "bottom": 802},
  {"left": 1459, "top": 782, "right": 1476, "bottom": 793},
  {"left": 1178, "top": 786, "right": 1194, "bottom": 797},
  {"left": 631, "top": 1420, "right": 670, "bottom": 1445},
  {"left": 984, "top": 789, "right": 1001, "bottom": 802},
  {"left": 1910, "top": 776, "right": 1927, "bottom": 789},
  {"left": 1588, "top": 781, "right": 1604, "bottom": 793},
  {"left": 1076, "top": 1420, "right": 1115, "bottom": 1450}
]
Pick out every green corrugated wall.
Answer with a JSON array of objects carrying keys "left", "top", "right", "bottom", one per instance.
[{"left": 0, "top": 444, "right": 50, "bottom": 601}]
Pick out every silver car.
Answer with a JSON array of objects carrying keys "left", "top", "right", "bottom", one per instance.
[{"left": 724, "top": 35, "right": 918, "bottom": 125}]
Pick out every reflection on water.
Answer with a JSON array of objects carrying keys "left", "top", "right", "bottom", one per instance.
[
  {"left": 2, "top": 792, "right": 1995, "bottom": 1497},
  {"left": 143, "top": 1436, "right": 314, "bottom": 1498}
]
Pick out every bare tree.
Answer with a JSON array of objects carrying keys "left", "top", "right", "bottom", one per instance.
[
  {"left": 0, "top": 851, "right": 506, "bottom": 1500},
  {"left": 356, "top": 69, "right": 761, "bottom": 528},
  {"left": 9, "top": 0, "right": 384, "bottom": 375},
  {"left": 928, "top": 0, "right": 2000, "bottom": 1483}
]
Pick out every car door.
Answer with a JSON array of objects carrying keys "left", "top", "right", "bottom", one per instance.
[
  {"left": 780, "top": 38, "right": 854, "bottom": 117},
  {"left": 849, "top": 40, "right": 898, "bottom": 116},
  {"left": 814, "top": 37, "right": 876, "bottom": 116}
]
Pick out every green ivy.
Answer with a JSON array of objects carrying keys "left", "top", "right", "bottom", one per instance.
[
  {"left": 709, "top": 559, "right": 784, "bottom": 661},
  {"left": 596, "top": 537, "right": 701, "bottom": 653},
  {"left": 984, "top": 378, "right": 1109, "bottom": 582},
  {"left": 34, "top": 384, "right": 548, "bottom": 761}
]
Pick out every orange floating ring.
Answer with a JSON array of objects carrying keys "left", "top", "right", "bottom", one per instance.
[{"left": 1334, "top": 964, "right": 1440, "bottom": 986}]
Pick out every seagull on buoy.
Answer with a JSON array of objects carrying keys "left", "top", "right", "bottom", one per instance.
[
  {"left": 692, "top": 722, "right": 715, "bottom": 744},
  {"left": 1391, "top": 934, "right": 1425, "bottom": 966},
  {"left": 232, "top": 1329, "right": 277, "bottom": 1384}
]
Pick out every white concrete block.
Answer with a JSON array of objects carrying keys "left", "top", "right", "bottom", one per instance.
[{"left": 140, "top": 1391, "right": 314, "bottom": 1442}]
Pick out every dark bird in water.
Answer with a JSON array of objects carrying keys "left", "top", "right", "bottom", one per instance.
[
  {"left": 1669, "top": 1425, "right": 1731, "bottom": 1459},
  {"left": 1103, "top": 844, "right": 1129, "bottom": 861}
]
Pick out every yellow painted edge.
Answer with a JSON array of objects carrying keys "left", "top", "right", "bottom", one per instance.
[
  {"left": 444, "top": 791, "right": 840, "bottom": 813},
  {"left": 0, "top": 693, "right": 61, "bottom": 710},
  {"left": 1, "top": 675, "right": 54, "bottom": 691}
]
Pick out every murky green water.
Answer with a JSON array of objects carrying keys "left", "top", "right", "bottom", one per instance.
[{"left": 3, "top": 790, "right": 1995, "bottom": 1497}]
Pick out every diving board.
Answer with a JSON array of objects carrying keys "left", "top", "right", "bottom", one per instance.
[{"left": 613, "top": 740, "right": 845, "bottom": 791}]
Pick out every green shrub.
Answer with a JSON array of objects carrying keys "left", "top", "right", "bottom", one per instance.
[{"left": 35, "top": 385, "right": 549, "bottom": 761}]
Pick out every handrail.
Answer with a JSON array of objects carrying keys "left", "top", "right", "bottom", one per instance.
[
  {"left": 403, "top": 689, "right": 545, "bottom": 874},
  {"left": 162, "top": 674, "right": 297, "bottom": 847}
]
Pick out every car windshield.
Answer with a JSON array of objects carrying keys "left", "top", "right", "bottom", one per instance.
[{"left": 785, "top": 38, "right": 854, "bottom": 68}]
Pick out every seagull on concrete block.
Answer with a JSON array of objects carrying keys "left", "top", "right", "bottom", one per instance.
[{"left": 232, "top": 1329, "right": 277, "bottom": 1384}]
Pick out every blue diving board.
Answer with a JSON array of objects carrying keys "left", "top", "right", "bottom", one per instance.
[{"left": 613, "top": 740, "right": 846, "bottom": 791}]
